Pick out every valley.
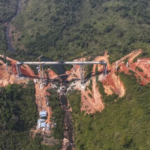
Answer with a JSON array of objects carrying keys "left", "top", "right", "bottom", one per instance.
[
  {"left": 0, "top": 49, "right": 149, "bottom": 149},
  {"left": 1, "top": 0, "right": 150, "bottom": 149}
]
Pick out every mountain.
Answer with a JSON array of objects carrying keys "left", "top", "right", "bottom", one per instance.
[
  {"left": 2, "top": 0, "right": 150, "bottom": 150},
  {"left": 11, "top": 0, "right": 150, "bottom": 61},
  {"left": 68, "top": 73, "right": 150, "bottom": 150}
]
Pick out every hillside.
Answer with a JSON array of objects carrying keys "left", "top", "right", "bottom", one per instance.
[
  {"left": 0, "top": 83, "right": 38, "bottom": 150},
  {"left": 0, "top": 0, "right": 17, "bottom": 54},
  {"left": 3, "top": 0, "right": 150, "bottom": 150},
  {"left": 1, "top": 48, "right": 150, "bottom": 149},
  {"left": 67, "top": 73, "right": 150, "bottom": 150},
  {"left": 11, "top": 0, "right": 150, "bottom": 61}
]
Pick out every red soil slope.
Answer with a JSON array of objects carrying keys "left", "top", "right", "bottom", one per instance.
[{"left": 1, "top": 49, "right": 149, "bottom": 115}]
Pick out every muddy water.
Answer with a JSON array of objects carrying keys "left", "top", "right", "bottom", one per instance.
[{"left": 60, "top": 95, "right": 74, "bottom": 150}]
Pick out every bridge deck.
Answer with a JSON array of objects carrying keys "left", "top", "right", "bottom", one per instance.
[{"left": 17, "top": 61, "right": 107, "bottom": 65}]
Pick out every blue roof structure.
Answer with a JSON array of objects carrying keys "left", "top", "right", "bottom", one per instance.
[
  {"left": 41, "top": 122, "right": 46, "bottom": 128},
  {"left": 38, "top": 119, "right": 45, "bottom": 122},
  {"left": 39, "top": 111, "right": 47, "bottom": 118},
  {"left": 47, "top": 124, "right": 50, "bottom": 130}
]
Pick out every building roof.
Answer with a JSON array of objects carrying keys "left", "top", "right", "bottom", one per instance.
[
  {"left": 47, "top": 124, "right": 50, "bottom": 127},
  {"left": 39, "top": 111, "right": 47, "bottom": 117},
  {"left": 41, "top": 122, "right": 46, "bottom": 128},
  {"left": 46, "top": 123, "right": 50, "bottom": 130},
  {"left": 38, "top": 119, "right": 46, "bottom": 122}
]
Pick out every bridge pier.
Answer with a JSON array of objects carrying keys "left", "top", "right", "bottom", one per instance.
[
  {"left": 6, "top": 63, "right": 8, "bottom": 74},
  {"left": 104, "top": 64, "right": 107, "bottom": 75},
  {"left": 115, "top": 62, "right": 118, "bottom": 71},
  {"left": 16, "top": 64, "right": 21, "bottom": 77},
  {"left": 80, "top": 65, "right": 85, "bottom": 88}
]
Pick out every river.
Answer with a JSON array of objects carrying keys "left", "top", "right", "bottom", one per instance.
[
  {"left": 5, "top": 0, "right": 74, "bottom": 149},
  {"left": 5, "top": 0, "right": 21, "bottom": 53},
  {"left": 61, "top": 94, "right": 74, "bottom": 150}
]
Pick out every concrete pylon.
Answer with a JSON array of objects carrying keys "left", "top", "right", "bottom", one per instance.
[
  {"left": 104, "top": 64, "right": 107, "bottom": 75},
  {"left": 6, "top": 63, "right": 8, "bottom": 74},
  {"left": 80, "top": 65, "right": 84, "bottom": 88},
  {"left": 126, "top": 62, "right": 129, "bottom": 67},
  {"left": 16, "top": 64, "right": 21, "bottom": 77},
  {"left": 115, "top": 62, "right": 118, "bottom": 71}
]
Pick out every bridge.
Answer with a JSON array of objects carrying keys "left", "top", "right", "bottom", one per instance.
[{"left": 16, "top": 60, "right": 107, "bottom": 86}]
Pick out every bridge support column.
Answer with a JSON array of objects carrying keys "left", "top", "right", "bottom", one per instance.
[
  {"left": 16, "top": 64, "right": 21, "bottom": 77},
  {"left": 115, "top": 62, "right": 118, "bottom": 71},
  {"left": 42, "top": 65, "right": 44, "bottom": 81},
  {"left": 6, "top": 63, "right": 8, "bottom": 74},
  {"left": 104, "top": 64, "right": 107, "bottom": 75},
  {"left": 80, "top": 65, "right": 85, "bottom": 88}
]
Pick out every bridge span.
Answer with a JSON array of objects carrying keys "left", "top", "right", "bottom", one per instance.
[{"left": 16, "top": 60, "right": 107, "bottom": 85}]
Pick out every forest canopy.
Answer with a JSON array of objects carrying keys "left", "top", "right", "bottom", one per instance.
[
  {"left": 10, "top": 0, "right": 150, "bottom": 62},
  {"left": 0, "top": 0, "right": 17, "bottom": 54},
  {"left": 0, "top": 82, "right": 63, "bottom": 150},
  {"left": 67, "top": 73, "right": 150, "bottom": 150}
]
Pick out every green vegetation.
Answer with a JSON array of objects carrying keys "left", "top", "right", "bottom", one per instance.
[
  {"left": 26, "top": 88, "right": 63, "bottom": 150},
  {"left": 85, "top": 64, "right": 93, "bottom": 78},
  {"left": 97, "top": 80, "right": 118, "bottom": 104},
  {"left": 47, "top": 89, "right": 64, "bottom": 140},
  {"left": 129, "top": 70, "right": 135, "bottom": 76},
  {"left": 67, "top": 73, "right": 150, "bottom": 149},
  {"left": 0, "top": 0, "right": 17, "bottom": 22},
  {"left": 136, "top": 66, "right": 143, "bottom": 72},
  {"left": 88, "top": 79, "right": 92, "bottom": 91},
  {"left": 0, "top": 82, "right": 63, "bottom": 150},
  {"left": 0, "top": 56, "right": 10, "bottom": 65},
  {"left": 88, "top": 93, "right": 92, "bottom": 98},
  {"left": 0, "top": 82, "right": 38, "bottom": 150},
  {"left": 133, "top": 52, "right": 148, "bottom": 62},
  {"left": 10, "top": 0, "right": 150, "bottom": 61}
]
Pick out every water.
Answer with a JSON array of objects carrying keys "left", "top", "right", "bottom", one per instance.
[
  {"left": 61, "top": 95, "right": 74, "bottom": 150},
  {"left": 40, "top": 57, "right": 66, "bottom": 74}
]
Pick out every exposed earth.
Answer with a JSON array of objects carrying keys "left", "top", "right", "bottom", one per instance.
[
  {"left": 0, "top": 49, "right": 149, "bottom": 114},
  {"left": 0, "top": 49, "right": 150, "bottom": 149}
]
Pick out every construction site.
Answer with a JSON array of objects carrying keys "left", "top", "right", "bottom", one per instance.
[{"left": 0, "top": 49, "right": 150, "bottom": 149}]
